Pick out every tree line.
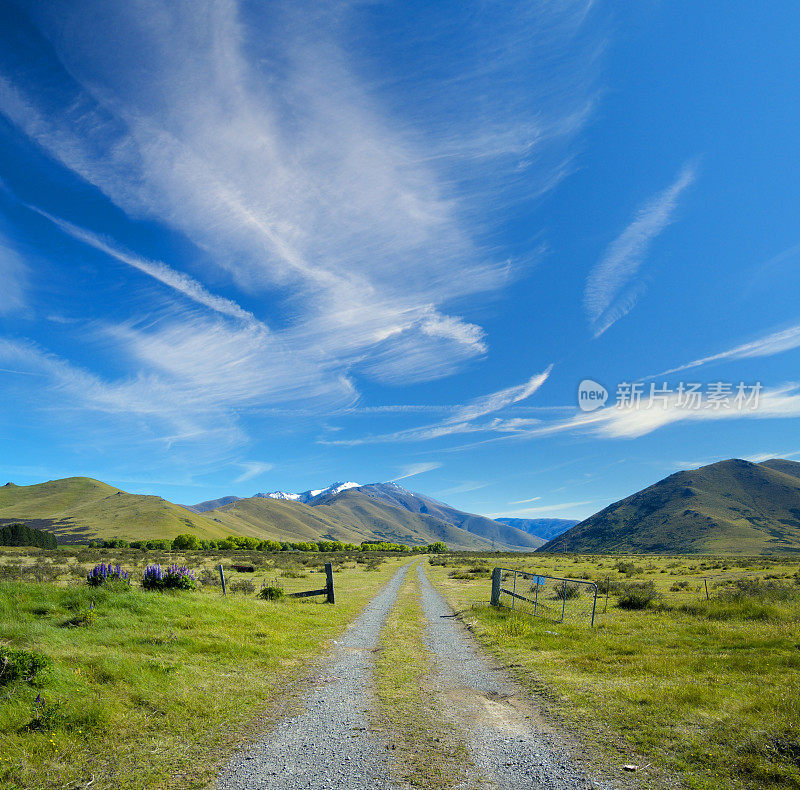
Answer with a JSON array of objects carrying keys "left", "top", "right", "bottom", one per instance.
[
  {"left": 89, "top": 534, "right": 449, "bottom": 553},
  {"left": 0, "top": 523, "right": 58, "bottom": 549}
]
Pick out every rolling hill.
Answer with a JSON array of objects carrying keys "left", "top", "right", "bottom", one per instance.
[
  {"left": 542, "top": 459, "right": 800, "bottom": 555},
  {"left": 0, "top": 478, "right": 232, "bottom": 543},
  {"left": 0, "top": 477, "right": 541, "bottom": 550}
]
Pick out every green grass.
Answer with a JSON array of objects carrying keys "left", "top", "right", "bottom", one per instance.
[
  {"left": 373, "top": 563, "right": 474, "bottom": 789},
  {"left": 426, "top": 553, "right": 800, "bottom": 790},
  {"left": 0, "top": 548, "right": 407, "bottom": 789}
]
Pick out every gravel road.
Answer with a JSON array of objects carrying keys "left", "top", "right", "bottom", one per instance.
[
  {"left": 215, "top": 562, "right": 411, "bottom": 790},
  {"left": 417, "top": 563, "right": 623, "bottom": 790},
  {"left": 218, "top": 561, "right": 630, "bottom": 790}
]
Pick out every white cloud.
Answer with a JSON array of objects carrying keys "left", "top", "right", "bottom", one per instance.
[
  {"left": 525, "top": 382, "right": 800, "bottom": 441},
  {"left": 0, "top": 231, "right": 27, "bottom": 315},
  {"left": 32, "top": 209, "right": 258, "bottom": 323},
  {"left": 584, "top": 162, "right": 696, "bottom": 337},
  {"left": 234, "top": 461, "right": 273, "bottom": 483},
  {"left": 658, "top": 323, "right": 800, "bottom": 376},
  {"left": 0, "top": 0, "right": 600, "bottom": 397},
  {"left": 325, "top": 365, "right": 552, "bottom": 444},
  {"left": 509, "top": 495, "right": 542, "bottom": 504},
  {"left": 391, "top": 462, "right": 442, "bottom": 482},
  {"left": 486, "top": 500, "right": 596, "bottom": 518}
]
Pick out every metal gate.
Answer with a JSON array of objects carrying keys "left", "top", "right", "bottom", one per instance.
[{"left": 491, "top": 567, "right": 598, "bottom": 626}]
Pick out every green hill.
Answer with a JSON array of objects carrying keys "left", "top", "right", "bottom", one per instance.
[
  {"left": 0, "top": 478, "right": 231, "bottom": 544},
  {"left": 0, "top": 476, "right": 539, "bottom": 550},
  {"left": 204, "top": 496, "right": 366, "bottom": 544},
  {"left": 542, "top": 459, "right": 800, "bottom": 555}
]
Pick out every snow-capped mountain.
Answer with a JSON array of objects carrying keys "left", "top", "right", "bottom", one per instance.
[{"left": 256, "top": 481, "right": 362, "bottom": 504}]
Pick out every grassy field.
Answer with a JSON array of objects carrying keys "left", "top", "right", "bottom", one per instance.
[
  {"left": 426, "top": 552, "right": 800, "bottom": 790},
  {"left": 0, "top": 546, "right": 407, "bottom": 790}
]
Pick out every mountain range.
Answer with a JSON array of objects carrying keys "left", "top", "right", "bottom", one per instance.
[
  {"left": 0, "top": 478, "right": 542, "bottom": 551},
  {"left": 5, "top": 458, "right": 800, "bottom": 554},
  {"left": 494, "top": 518, "right": 578, "bottom": 542},
  {"left": 543, "top": 458, "right": 800, "bottom": 555}
]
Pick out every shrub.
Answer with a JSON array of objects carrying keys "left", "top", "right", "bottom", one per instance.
[
  {"left": 281, "top": 569, "right": 308, "bottom": 578},
  {"left": 718, "top": 577, "right": 794, "bottom": 602},
  {"left": 0, "top": 648, "right": 50, "bottom": 686},
  {"left": 142, "top": 564, "right": 196, "bottom": 591},
  {"left": 552, "top": 583, "right": 581, "bottom": 600},
  {"left": 171, "top": 534, "right": 202, "bottom": 551},
  {"left": 230, "top": 579, "right": 256, "bottom": 595},
  {"left": 617, "top": 581, "right": 660, "bottom": 610},
  {"left": 259, "top": 585, "right": 284, "bottom": 601},
  {"left": 87, "top": 563, "right": 129, "bottom": 586}
]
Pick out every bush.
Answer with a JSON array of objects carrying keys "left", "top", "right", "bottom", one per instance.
[
  {"left": 259, "top": 585, "right": 284, "bottom": 601},
  {"left": 718, "top": 577, "right": 794, "bottom": 602},
  {"left": 230, "top": 579, "right": 256, "bottom": 595},
  {"left": 281, "top": 569, "right": 308, "bottom": 578},
  {"left": 0, "top": 648, "right": 50, "bottom": 686},
  {"left": 617, "top": 581, "right": 660, "bottom": 610},
  {"left": 172, "top": 534, "right": 202, "bottom": 551},
  {"left": 142, "top": 564, "right": 196, "bottom": 590},
  {"left": 552, "top": 582, "right": 581, "bottom": 600},
  {"left": 86, "top": 563, "right": 129, "bottom": 586},
  {"left": 615, "top": 560, "right": 644, "bottom": 576}
]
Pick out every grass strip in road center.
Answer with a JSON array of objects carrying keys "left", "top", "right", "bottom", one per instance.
[{"left": 373, "top": 562, "right": 482, "bottom": 790}]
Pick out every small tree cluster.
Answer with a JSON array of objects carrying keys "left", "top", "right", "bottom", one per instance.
[{"left": 0, "top": 523, "right": 57, "bottom": 550}]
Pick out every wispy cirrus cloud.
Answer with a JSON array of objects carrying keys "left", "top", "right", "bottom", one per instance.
[
  {"left": 657, "top": 322, "right": 800, "bottom": 376},
  {"left": 486, "top": 500, "right": 596, "bottom": 518},
  {"left": 31, "top": 209, "right": 258, "bottom": 323},
  {"left": 391, "top": 462, "right": 442, "bottom": 482},
  {"left": 527, "top": 381, "right": 800, "bottom": 440},
  {"left": 325, "top": 365, "right": 553, "bottom": 445},
  {"left": 584, "top": 162, "right": 697, "bottom": 337},
  {"left": 0, "top": 225, "right": 27, "bottom": 315},
  {"left": 0, "top": 0, "right": 600, "bottom": 405},
  {"left": 234, "top": 461, "right": 273, "bottom": 483}
]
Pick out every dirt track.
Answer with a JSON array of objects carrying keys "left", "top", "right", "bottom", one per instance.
[{"left": 217, "top": 561, "right": 628, "bottom": 789}]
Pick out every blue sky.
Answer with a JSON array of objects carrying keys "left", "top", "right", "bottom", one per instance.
[{"left": 1, "top": 1, "right": 799, "bottom": 519}]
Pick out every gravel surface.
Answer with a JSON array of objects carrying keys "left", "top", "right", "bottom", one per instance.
[
  {"left": 216, "top": 562, "right": 411, "bottom": 790},
  {"left": 417, "top": 564, "right": 624, "bottom": 790}
]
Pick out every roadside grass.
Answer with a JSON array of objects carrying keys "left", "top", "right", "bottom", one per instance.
[
  {"left": 0, "top": 550, "right": 406, "bottom": 790},
  {"left": 373, "top": 562, "right": 476, "bottom": 790},
  {"left": 425, "top": 554, "right": 800, "bottom": 790}
]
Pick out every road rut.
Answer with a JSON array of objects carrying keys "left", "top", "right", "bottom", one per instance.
[{"left": 216, "top": 562, "right": 410, "bottom": 790}]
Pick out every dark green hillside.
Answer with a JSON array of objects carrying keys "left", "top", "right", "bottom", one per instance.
[{"left": 542, "top": 459, "right": 800, "bottom": 554}]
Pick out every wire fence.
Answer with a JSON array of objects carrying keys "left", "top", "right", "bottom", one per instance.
[
  {"left": 491, "top": 567, "right": 598, "bottom": 626},
  {"left": 596, "top": 570, "right": 791, "bottom": 613}
]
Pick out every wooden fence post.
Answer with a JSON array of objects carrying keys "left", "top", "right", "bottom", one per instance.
[
  {"left": 325, "top": 562, "right": 335, "bottom": 604},
  {"left": 218, "top": 564, "right": 226, "bottom": 596},
  {"left": 490, "top": 567, "right": 501, "bottom": 606}
]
